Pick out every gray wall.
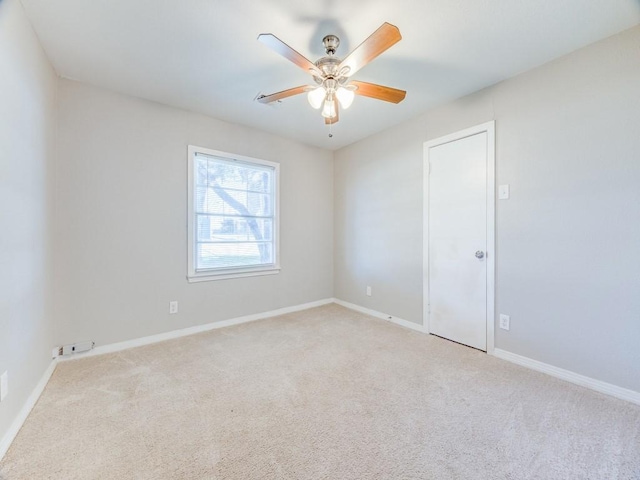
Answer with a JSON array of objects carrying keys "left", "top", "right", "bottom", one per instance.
[
  {"left": 0, "top": 0, "right": 57, "bottom": 445},
  {"left": 334, "top": 26, "right": 640, "bottom": 392},
  {"left": 2, "top": 8, "right": 638, "bottom": 455},
  {"left": 54, "top": 80, "right": 334, "bottom": 347}
]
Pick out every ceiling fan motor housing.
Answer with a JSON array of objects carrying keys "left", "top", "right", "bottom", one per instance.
[{"left": 315, "top": 56, "right": 342, "bottom": 81}]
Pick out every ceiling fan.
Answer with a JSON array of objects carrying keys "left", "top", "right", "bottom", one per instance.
[{"left": 257, "top": 22, "right": 406, "bottom": 125}]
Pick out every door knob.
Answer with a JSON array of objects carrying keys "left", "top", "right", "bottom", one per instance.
[{"left": 475, "top": 250, "right": 485, "bottom": 259}]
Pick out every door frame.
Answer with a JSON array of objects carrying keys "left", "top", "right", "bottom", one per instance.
[{"left": 422, "top": 121, "right": 495, "bottom": 353}]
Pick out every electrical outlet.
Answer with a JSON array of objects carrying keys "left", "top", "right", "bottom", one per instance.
[
  {"left": 366, "top": 286, "right": 372, "bottom": 297},
  {"left": 0, "top": 371, "right": 8, "bottom": 402},
  {"left": 169, "top": 301, "right": 178, "bottom": 314},
  {"left": 499, "top": 314, "right": 510, "bottom": 331}
]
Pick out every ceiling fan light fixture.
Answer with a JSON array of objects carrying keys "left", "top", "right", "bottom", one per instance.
[
  {"left": 321, "top": 98, "right": 336, "bottom": 119},
  {"left": 335, "top": 86, "right": 355, "bottom": 109},
  {"left": 307, "top": 86, "right": 326, "bottom": 109},
  {"left": 258, "top": 23, "right": 405, "bottom": 126}
]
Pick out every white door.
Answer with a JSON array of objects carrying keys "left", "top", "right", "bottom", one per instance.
[{"left": 424, "top": 123, "right": 495, "bottom": 351}]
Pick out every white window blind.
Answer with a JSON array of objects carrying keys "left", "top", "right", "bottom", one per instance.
[{"left": 188, "top": 146, "right": 279, "bottom": 281}]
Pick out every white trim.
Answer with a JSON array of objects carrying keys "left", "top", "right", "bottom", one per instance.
[
  {"left": 485, "top": 123, "right": 496, "bottom": 353},
  {"left": 3, "top": 305, "right": 638, "bottom": 462},
  {"left": 2, "top": 299, "right": 334, "bottom": 458},
  {"left": 333, "top": 299, "right": 427, "bottom": 333},
  {"left": 187, "top": 268, "right": 280, "bottom": 283},
  {"left": 331, "top": 301, "right": 640, "bottom": 406},
  {"left": 58, "top": 298, "right": 334, "bottom": 361},
  {"left": 493, "top": 349, "right": 640, "bottom": 406},
  {"left": 423, "top": 121, "right": 496, "bottom": 353},
  {"left": 186, "top": 145, "right": 281, "bottom": 282},
  {"left": 0, "top": 360, "right": 57, "bottom": 460}
]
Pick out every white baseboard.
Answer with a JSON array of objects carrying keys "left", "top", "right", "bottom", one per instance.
[
  {"left": 1, "top": 299, "right": 334, "bottom": 460},
  {"left": 0, "top": 360, "right": 57, "bottom": 460},
  {"left": 493, "top": 348, "right": 640, "bottom": 406},
  {"left": 333, "top": 301, "right": 640, "bottom": 406},
  {"left": 58, "top": 298, "right": 335, "bottom": 361},
  {"left": 5, "top": 302, "right": 636, "bottom": 464},
  {"left": 333, "top": 298, "right": 426, "bottom": 333}
]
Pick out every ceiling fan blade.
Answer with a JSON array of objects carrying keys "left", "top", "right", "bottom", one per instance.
[
  {"left": 258, "top": 33, "right": 320, "bottom": 76},
  {"left": 350, "top": 80, "right": 406, "bottom": 103},
  {"left": 325, "top": 103, "right": 339, "bottom": 125},
  {"left": 338, "top": 22, "right": 402, "bottom": 77},
  {"left": 256, "top": 86, "right": 308, "bottom": 104}
]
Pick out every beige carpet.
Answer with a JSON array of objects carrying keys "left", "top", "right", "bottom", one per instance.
[{"left": 1, "top": 304, "right": 639, "bottom": 479}]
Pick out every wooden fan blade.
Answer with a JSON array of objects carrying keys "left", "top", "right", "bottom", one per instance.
[
  {"left": 256, "top": 86, "right": 308, "bottom": 104},
  {"left": 324, "top": 103, "right": 339, "bottom": 125},
  {"left": 338, "top": 22, "right": 401, "bottom": 77},
  {"left": 351, "top": 80, "right": 406, "bottom": 103},
  {"left": 258, "top": 33, "right": 320, "bottom": 75}
]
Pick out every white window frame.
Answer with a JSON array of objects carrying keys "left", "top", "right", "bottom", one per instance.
[{"left": 187, "top": 145, "right": 280, "bottom": 282}]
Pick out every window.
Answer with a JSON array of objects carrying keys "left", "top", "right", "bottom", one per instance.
[{"left": 187, "top": 146, "right": 279, "bottom": 282}]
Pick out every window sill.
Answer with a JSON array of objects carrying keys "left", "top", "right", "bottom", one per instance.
[{"left": 187, "top": 267, "right": 280, "bottom": 283}]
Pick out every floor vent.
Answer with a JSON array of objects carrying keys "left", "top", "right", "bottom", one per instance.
[{"left": 57, "top": 341, "right": 95, "bottom": 357}]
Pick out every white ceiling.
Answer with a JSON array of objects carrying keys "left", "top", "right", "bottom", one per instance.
[{"left": 22, "top": 0, "right": 640, "bottom": 150}]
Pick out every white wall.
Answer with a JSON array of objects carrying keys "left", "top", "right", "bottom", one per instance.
[
  {"left": 54, "top": 80, "right": 333, "bottom": 347},
  {"left": 0, "top": 0, "right": 57, "bottom": 447},
  {"left": 334, "top": 26, "right": 640, "bottom": 392}
]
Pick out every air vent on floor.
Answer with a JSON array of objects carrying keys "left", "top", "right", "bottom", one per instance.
[{"left": 56, "top": 341, "right": 95, "bottom": 357}]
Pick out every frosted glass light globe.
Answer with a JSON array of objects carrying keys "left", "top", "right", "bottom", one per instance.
[
  {"left": 307, "top": 87, "right": 326, "bottom": 109},
  {"left": 322, "top": 98, "right": 336, "bottom": 118},
  {"left": 336, "top": 87, "right": 355, "bottom": 109}
]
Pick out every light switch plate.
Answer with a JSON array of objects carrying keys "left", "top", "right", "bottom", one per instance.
[{"left": 499, "top": 184, "right": 510, "bottom": 200}]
